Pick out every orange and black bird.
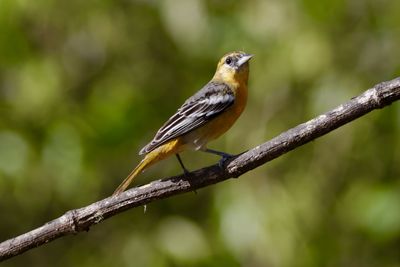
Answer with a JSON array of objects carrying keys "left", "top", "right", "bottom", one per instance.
[{"left": 113, "top": 51, "right": 253, "bottom": 195}]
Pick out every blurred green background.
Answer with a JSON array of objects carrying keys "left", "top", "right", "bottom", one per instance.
[{"left": 1, "top": 0, "right": 400, "bottom": 266}]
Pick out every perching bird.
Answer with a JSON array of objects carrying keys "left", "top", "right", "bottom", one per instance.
[{"left": 113, "top": 51, "right": 252, "bottom": 195}]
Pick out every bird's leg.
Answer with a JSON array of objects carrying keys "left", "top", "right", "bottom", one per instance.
[
  {"left": 176, "top": 154, "right": 190, "bottom": 175},
  {"left": 203, "top": 148, "right": 234, "bottom": 168},
  {"left": 204, "top": 148, "right": 234, "bottom": 158},
  {"left": 176, "top": 154, "right": 197, "bottom": 193}
]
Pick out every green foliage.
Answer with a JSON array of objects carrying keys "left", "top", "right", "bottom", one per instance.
[{"left": 0, "top": 0, "right": 399, "bottom": 266}]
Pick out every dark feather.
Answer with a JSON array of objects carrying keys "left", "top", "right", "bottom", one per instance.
[{"left": 139, "top": 82, "right": 234, "bottom": 155}]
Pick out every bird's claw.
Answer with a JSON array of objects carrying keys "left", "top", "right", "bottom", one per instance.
[
  {"left": 218, "top": 153, "right": 234, "bottom": 169},
  {"left": 182, "top": 168, "right": 190, "bottom": 176}
]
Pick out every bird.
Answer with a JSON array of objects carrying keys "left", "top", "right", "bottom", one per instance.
[{"left": 113, "top": 51, "right": 253, "bottom": 195}]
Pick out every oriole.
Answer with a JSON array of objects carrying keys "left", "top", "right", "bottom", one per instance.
[{"left": 113, "top": 51, "right": 252, "bottom": 195}]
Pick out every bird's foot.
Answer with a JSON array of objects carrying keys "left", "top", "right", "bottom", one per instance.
[
  {"left": 182, "top": 167, "right": 190, "bottom": 176},
  {"left": 218, "top": 153, "right": 234, "bottom": 169}
]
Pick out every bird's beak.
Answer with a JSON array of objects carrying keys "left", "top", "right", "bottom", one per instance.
[{"left": 237, "top": 54, "right": 253, "bottom": 67}]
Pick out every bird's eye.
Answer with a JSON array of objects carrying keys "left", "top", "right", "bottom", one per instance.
[{"left": 225, "top": 57, "right": 232, "bottom": 65}]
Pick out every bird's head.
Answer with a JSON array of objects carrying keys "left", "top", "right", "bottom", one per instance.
[{"left": 213, "top": 51, "right": 253, "bottom": 84}]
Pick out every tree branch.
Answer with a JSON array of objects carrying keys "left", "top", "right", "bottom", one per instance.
[{"left": 1, "top": 77, "right": 400, "bottom": 261}]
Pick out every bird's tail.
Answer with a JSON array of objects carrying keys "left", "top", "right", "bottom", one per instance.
[{"left": 112, "top": 139, "right": 183, "bottom": 195}]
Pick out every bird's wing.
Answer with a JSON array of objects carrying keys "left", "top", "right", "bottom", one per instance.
[{"left": 139, "top": 82, "right": 234, "bottom": 155}]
